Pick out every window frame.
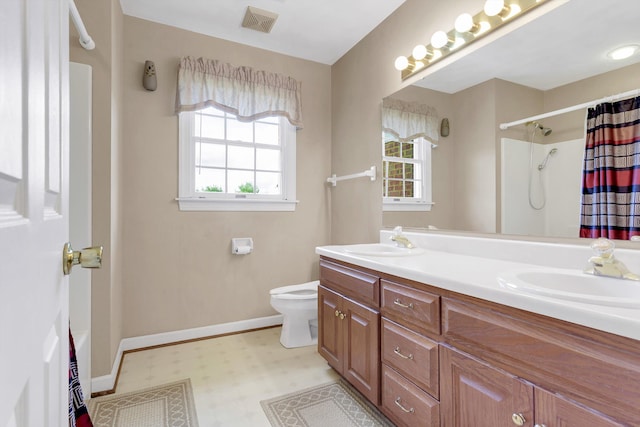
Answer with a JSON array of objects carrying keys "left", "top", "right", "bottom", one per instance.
[
  {"left": 177, "top": 109, "right": 297, "bottom": 211},
  {"left": 382, "top": 136, "right": 434, "bottom": 212}
]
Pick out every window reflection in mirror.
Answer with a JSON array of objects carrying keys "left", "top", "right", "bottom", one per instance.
[{"left": 383, "top": 136, "right": 433, "bottom": 211}]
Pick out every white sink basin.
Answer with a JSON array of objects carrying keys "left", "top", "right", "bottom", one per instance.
[
  {"left": 343, "top": 243, "right": 425, "bottom": 257},
  {"left": 498, "top": 268, "right": 640, "bottom": 308}
]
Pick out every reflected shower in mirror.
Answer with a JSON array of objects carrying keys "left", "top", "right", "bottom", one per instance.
[{"left": 381, "top": 0, "right": 640, "bottom": 241}]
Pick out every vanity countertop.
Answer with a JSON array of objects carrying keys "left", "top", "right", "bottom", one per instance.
[{"left": 316, "top": 231, "right": 640, "bottom": 341}]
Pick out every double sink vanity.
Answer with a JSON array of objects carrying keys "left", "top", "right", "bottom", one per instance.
[{"left": 316, "top": 230, "right": 640, "bottom": 426}]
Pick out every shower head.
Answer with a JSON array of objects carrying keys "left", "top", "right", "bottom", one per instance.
[
  {"left": 538, "top": 147, "right": 558, "bottom": 171},
  {"left": 527, "top": 121, "right": 552, "bottom": 136}
]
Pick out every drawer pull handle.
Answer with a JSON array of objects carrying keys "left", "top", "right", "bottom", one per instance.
[
  {"left": 394, "top": 347, "right": 414, "bottom": 360},
  {"left": 534, "top": 425, "right": 547, "bottom": 427},
  {"left": 393, "top": 299, "right": 414, "bottom": 309},
  {"left": 394, "top": 397, "right": 414, "bottom": 414}
]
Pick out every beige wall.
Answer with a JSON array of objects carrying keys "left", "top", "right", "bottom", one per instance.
[
  {"left": 330, "top": 0, "right": 483, "bottom": 243},
  {"left": 120, "top": 18, "right": 332, "bottom": 338},
  {"left": 71, "top": 1, "right": 330, "bottom": 378},
  {"left": 69, "top": 0, "right": 124, "bottom": 378},
  {"left": 380, "top": 79, "right": 542, "bottom": 233}
]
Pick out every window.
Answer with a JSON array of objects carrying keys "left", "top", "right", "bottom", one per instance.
[
  {"left": 178, "top": 107, "right": 296, "bottom": 211},
  {"left": 382, "top": 134, "right": 433, "bottom": 211}
]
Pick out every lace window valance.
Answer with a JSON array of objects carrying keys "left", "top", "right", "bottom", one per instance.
[
  {"left": 175, "top": 56, "right": 304, "bottom": 129},
  {"left": 382, "top": 98, "right": 438, "bottom": 143}
]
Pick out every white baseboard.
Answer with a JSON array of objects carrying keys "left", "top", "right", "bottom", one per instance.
[{"left": 91, "top": 314, "right": 283, "bottom": 394}]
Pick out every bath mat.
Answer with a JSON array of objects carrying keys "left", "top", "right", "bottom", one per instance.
[
  {"left": 260, "top": 379, "right": 393, "bottom": 427},
  {"left": 88, "top": 379, "right": 199, "bottom": 427}
]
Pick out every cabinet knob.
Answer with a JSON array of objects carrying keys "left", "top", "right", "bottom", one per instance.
[
  {"left": 511, "top": 413, "right": 526, "bottom": 426},
  {"left": 335, "top": 310, "right": 340, "bottom": 317},
  {"left": 339, "top": 313, "right": 345, "bottom": 320}
]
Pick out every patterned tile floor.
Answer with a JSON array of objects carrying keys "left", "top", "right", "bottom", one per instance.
[{"left": 111, "top": 327, "right": 340, "bottom": 426}]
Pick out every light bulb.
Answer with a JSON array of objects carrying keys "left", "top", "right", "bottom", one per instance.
[
  {"left": 484, "top": 0, "right": 505, "bottom": 16},
  {"left": 394, "top": 55, "right": 409, "bottom": 71},
  {"left": 477, "top": 20, "right": 491, "bottom": 34},
  {"left": 452, "top": 37, "right": 466, "bottom": 50},
  {"left": 431, "top": 31, "right": 449, "bottom": 49},
  {"left": 412, "top": 44, "right": 428, "bottom": 60},
  {"left": 507, "top": 4, "right": 521, "bottom": 18},
  {"left": 455, "top": 13, "right": 474, "bottom": 33}
]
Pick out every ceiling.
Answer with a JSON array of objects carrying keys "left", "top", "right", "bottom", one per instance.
[
  {"left": 413, "top": 0, "right": 640, "bottom": 93},
  {"left": 118, "top": 0, "right": 406, "bottom": 65}
]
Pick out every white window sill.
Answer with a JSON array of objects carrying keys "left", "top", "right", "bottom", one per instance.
[
  {"left": 176, "top": 197, "right": 298, "bottom": 212},
  {"left": 383, "top": 201, "right": 435, "bottom": 212}
]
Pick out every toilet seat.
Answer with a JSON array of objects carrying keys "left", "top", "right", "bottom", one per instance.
[{"left": 270, "top": 280, "right": 318, "bottom": 300}]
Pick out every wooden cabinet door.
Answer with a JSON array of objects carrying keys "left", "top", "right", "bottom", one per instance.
[
  {"left": 343, "top": 297, "right": 380, "bottom": 405},
  {"left": 440, "top": 346, "right": 534, "bottom": 427},
  {"left": 535, "top": 388, "right": 624, "bottom": 427},
  {"left": 318, "top": 285, "right": 343, "bottom": 372}
]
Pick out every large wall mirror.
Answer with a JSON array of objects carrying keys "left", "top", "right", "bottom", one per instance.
[{"left": 382, "top": 0, "right": 640, "bottom": 243}]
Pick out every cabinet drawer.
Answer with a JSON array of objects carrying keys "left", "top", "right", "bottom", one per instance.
[
  {"left": 320, "top": 259, "right": 379, "bottom": 307},
  {"left": 381, "top": 364, "right": 439, "bottom": 427},
  {"left": 381, "top": 279, "right": 440, "bottom": 336},
  {"left": 381, "top": 318, "right": 439, "bottom": 399}
]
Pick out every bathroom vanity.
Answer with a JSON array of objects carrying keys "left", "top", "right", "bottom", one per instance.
[{"left": 317, "top": 232, "right": 640, "bottom": 426}]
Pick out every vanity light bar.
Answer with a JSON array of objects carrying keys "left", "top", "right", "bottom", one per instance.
[{"left": 397, "top": 0, "right": 550, "bottom": 80}]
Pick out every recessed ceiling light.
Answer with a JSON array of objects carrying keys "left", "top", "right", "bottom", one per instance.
[{"left": 608, "top": 45, "right": 640, "bottom": 61}]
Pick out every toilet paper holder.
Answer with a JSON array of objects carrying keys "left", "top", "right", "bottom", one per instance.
[{"left": 231, "top": 237, "right": 253, "bottom": 255}]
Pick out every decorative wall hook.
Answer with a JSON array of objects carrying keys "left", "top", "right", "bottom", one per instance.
[
  {"left": 143, "top": 60, "right": 157, "bottom": 91},
  {"left": 440, "top": 118, "right": 450, "bottom": 137}
]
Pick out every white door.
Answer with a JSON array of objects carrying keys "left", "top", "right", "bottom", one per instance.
[
  {"left": 1, "top": 0, "right": 70, "bottom": 425},
  {"left": 69, "top": 62, "right": 93, "bottom": 397}
]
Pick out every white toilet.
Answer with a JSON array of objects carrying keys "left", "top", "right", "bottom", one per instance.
[{"left": 269, "top": 280, "right": 319, "bottom": 348}]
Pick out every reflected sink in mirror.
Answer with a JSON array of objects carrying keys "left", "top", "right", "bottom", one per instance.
[
  {"left": 498, "top": 268, "right": 640, "bottom": 308},
  {"left": 343, "top": 243, "right": 425, "bottom": 257}
]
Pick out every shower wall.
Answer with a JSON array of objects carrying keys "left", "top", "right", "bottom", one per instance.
[{"left": 501, "top": 138, "right": 584, "bottom": 238}]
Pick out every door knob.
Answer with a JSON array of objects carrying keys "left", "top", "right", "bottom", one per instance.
[{"left": 63, "top": 242, "right": 103, "bottom": 275}]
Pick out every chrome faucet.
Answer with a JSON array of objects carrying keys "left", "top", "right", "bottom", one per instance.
[
  {"left": 390, "top": 226, "right": 415, "bottom": 249},
  {"left": 584, "top": 238, "right": 640, "bottom": 281}
]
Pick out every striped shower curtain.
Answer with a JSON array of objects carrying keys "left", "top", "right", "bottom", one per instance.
[{"left": 579, "top": 96, "right": 640, "bottom": 240}]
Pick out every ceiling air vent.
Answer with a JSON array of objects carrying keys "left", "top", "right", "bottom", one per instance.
[{"left": 242, "top": 6, "right": 278, "bottom": 34}]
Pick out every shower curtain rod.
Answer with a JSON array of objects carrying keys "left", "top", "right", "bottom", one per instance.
[
  {"left": 499, "top": 88, "right": 640, "bottom": 130},
  {"left": 69, "top": 0, "right": 95, "bottom": 50}
]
